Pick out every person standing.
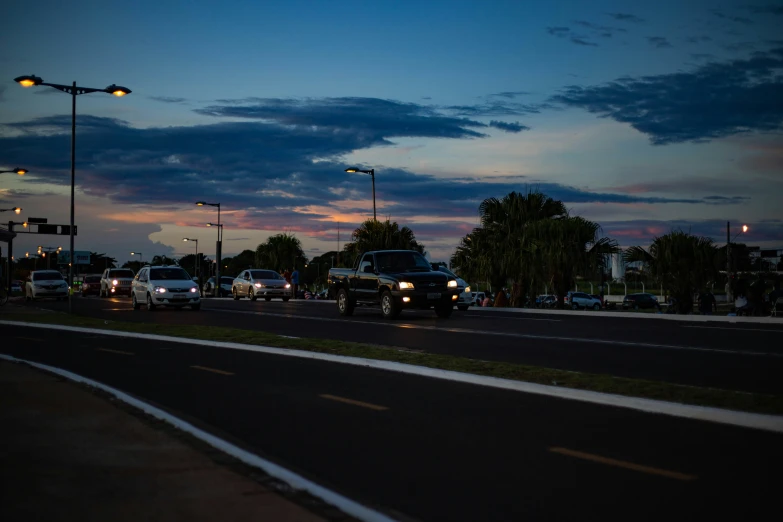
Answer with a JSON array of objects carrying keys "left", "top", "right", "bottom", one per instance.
[{"left": 291, "top": 267, "right": 299, "bottom": 299}]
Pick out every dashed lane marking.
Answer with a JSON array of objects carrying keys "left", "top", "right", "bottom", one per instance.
[
  {"left": 549, "top": 447, "right": 697, "bottom": 481},
  {"left": 319, "top": 394, "right": 389, "bottom": 411},
  {"left": 97, "top": 348, "right": 134, "bottom": 356},
  {"left": 190, "top": 365, "right": 234, "bottom": 376}
]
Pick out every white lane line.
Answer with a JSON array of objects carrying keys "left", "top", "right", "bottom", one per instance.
[
  {"left": 279, "top": 335, "right": 300, "bottom": 339},
  {"left": 201, "top": 309, "right": 781, "bottom": 358},
  {"left": 0, "top": 353, "right": 396, "bottom": 522},
  {"left": 683, "top": 325, "right": 783, "bottom": 333},
  {"left": 2, "top": 321, "right": 782, "bottom": 433}
]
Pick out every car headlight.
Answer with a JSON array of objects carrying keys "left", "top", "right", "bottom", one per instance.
[
  {"left": 154, "top": 286, "right": 167, "bottom": 294},
  {"left": 190, "top": 287, "right": 198, "bottom": 293},
  {"left": 254, "top": 283, "right": 265, "bottom": 288},
  {"left": 447, "top": 280, "right": 458, "bottom": 288},
  {"left": 464, "top": 286, "right": 471, "bottom": 293},
  {"left": 112, "top": 279, "right": 118, "bottom": 286},
  {"left": 399, "top": 282, "right": 415, "bottom": 290},
  {"left": 284, "top": 283, "right": 291, "bottom": 288}
]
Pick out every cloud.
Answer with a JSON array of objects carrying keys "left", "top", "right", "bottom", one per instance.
[
  {"left": 747, "top": 4, "right": 783, "bottom": 15},
  {"left": 546, "top": 26, "right": 598, "bottom": 47},
  {"left": 195, "top": 97, "right": 494, "bottom": 140},
  {"left": 488, "top": 120, "right": 529, "bottom": 133},
  {"left": 0, "top": 85, "right": 5, "bottom": 102},
  {"left": 685, "top": 35, "right": 712, "bottom": 44},
  {"left": 711, "top": 9, "right": 754, "bottom": 24},
  {"left": 606, "top": 13, "right": 645, "bottom": 23},
  {"left": 702, "top": 195, "right": 751, "bottom": 204},
  {"left": 603, "top": 218, "right": 783, "bottom": 246},
  {"left": 489, "top": 91, "right": 532, "bottom": 99},
  {"left": 722, "top": 41, "right": 757, "bottom": 52},
  {"left": 647, "top": 36, "right": 673, "bottom": 48},
  {"left": 573, "top": 20, "right": 627, "bottom": 38},
  {"left": 690, "top": 53, "right": 715, "bottom": 61},
  {"left": 149, "top": 96, "right": 187, "bottom": 104},
  {"left": 549, "top": 46, "right": 783, "bottom": 144}
]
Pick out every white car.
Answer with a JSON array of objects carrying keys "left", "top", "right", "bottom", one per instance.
[
  {"left": 232, "top": 269, "right": 291, "bottom": 301},
  {"left": 432, "top": 265, "right": 471, "bottom": 311},
  {"left": 131, "top": 265, "right": 200, "bottom": 310},
  {"left": 25, "top": 270, "right": 69, "bottom": 301},
  {"left": 569, "top": 291, "right": 602, "bottom": 310}
]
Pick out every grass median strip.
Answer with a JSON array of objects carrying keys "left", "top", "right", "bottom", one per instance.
[{"left": 3, "top": 312, "right": 783, "bottom": 415}]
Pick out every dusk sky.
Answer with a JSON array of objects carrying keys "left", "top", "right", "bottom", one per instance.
[{"left": 2, "top": 0, "right": 781, "bottom": 266}]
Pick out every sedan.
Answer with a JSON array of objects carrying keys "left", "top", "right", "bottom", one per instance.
[
  {"left": 232, "top": 269, "right": 291, "bottom": 301},
  {"left": 26, "top": 270, "right": 69, "bottom": 301}
]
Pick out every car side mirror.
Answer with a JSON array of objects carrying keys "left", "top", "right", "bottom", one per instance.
[{"left": 363, "top": 265, "right": 374, "bottom": 273}]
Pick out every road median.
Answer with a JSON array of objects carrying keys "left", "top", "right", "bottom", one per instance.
[{"left": 2, "top": 312, "right": 782, "bottom": 416}]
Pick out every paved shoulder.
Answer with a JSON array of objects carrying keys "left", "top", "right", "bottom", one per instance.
[{"left": 0, "top": 360, "right": 334, "bottom": 522}]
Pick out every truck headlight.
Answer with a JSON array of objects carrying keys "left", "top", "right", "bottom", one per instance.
[
  {"left": 464, "top": 286, "right": 471, "bottom": 293},
  {"left": 190, "top": 287, "right": 198, "bottom": 293},
  {"left": 447, "top": 280, "right": 458, "bottom": 288},
  {"left": 284, "top": 283, "right": 291, "bottom": 288},
  {"left": 112, "top": 279, "right": 118, "bottom": 286},
  {"left": 399, "top": 282, "right": 415, "bottom": 290}
]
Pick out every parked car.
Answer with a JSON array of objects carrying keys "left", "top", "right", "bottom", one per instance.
[
  {"left": 131, "top": 265, "right": 200, "bottom": 310},
  {"left": 536, "top": 294, "right": 556, "bottom": 308},
  {"left": 10, "top": 280, "right": 22, "bottom": 293},
  {"left": 232, "top": 269, "right": 291, "bottom": 301},
  {"left": 81, "top": 275, "right": 102, "bottom": 297},
  {"left": 25, "top": 270, "right": 69, "bottom": 301},
  {"left": 474, "top": 292, "right": 486, "bottom": 306},
  {"left": 329, "top": 250, "right": 459, "bottom": 319},
  {"left": 432, "top": 264, "right": 471, "bottom": 311},
  {"left": 100, "top": 268, "right": 135, "bottom": 297},
  {"left": 203, "top": 276, "right": 234, "bottom": 297},
  {"left": 623, "top": 293, "right": 660, "bottom": 310},
  {"left": 569, "top": 292, "right": 602, "bottom": 310}
]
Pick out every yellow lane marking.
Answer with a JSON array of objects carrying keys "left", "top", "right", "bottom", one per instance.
[
  {"left": 548, "top": 447, "right": 697, "bottom": 481},
  {"left": 16, "top": 337, "right": 45, "bottom": 342},
  {"left": 319, "top": 394, "right": 389, "bottom": 411},
  {"left": 97, "top": 348, "right": 135, "bottom": 356},
  {"left": 190, "top": 365, "right": 234, "bottom": 376}
]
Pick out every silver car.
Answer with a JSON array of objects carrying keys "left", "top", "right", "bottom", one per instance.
[{"left": 232, "top": 269, "right": 291, "bottom": 301}]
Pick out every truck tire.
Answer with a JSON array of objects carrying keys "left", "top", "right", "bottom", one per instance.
[
  {"left": 337, "top": 288, "right": 355, "bottom": 316},
  {"left": 435, "top": 302, "right": 453, "bottom": 318},
  {"left": 380, "top": 290, "right": 400, "bottom": 319},
  {"left": 457, "top": 305, "right": 469, "bottom": 311}
]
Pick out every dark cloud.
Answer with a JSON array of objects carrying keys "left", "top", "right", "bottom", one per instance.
[
  {"left": 685, "top": 35, "right": 712, "bottom": 44},
  {"left": 711, "top": 9, "right": 754, "bottom": 24},
  {"left": 573, "top": 20, "right": 627, "bottom": 38},
  {"left": 149, "top": 96, "right": 187, "bottom": 104},
  {"left": 647, "top": 36, "right": 673, "bottom": 48},
  {"left": 722, "top": 41, "right": 758, "bottom": 52},
  {"left": 546, "top": 26, "right": 598, "bottom": 46},
  {"left": 690, "top": 53, "right": 715, "bottom": 61},
  {"left": 702, "top": 195, "right": 751, "bottom": 204},
  {"left": 549, "top": 47, "right": 783, "bottom": 145},
  {"left": 747, "top": 4, "right": 783, "bottom": 15},
  {"left": 195, "top": 97, "right": 492, "bottom": 140},
  {"left": 488, "top": 120, "right": 529, "bottom": 133},
  {"left": 444, "top": 102, "right": 544, "bottom": 117},
  {"left": 606, "top": 13, "right": 645, "bottom": 23},
  {"left": 490, "top": 91, "right": 532, "bottom": 99}
]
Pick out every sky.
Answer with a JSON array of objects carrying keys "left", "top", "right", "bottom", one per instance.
[{"left": 1, "top": 0, "right": 781, "bottom": 267}]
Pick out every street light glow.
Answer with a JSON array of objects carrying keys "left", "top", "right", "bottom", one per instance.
[
  {"left": 345, "top": 168, "right": 358, "bottom": 173},
  {"left": 742, "top": 225, "right": 748, "bottom": 233},
  {"left": 13, "top": 207, "right": 21, "bottom": 214},
  {"left": 195, "top": 201, "right": 206, "bottom": 206},
  {"left": 14, "top": 75, "right": 43, "bottom": 87},
  {"left": 106, "top": 84, "right": 131, "bottom": 96}
]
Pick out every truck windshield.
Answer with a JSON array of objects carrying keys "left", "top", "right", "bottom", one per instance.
[{"left": 375, "top": 251, "right": 431, "bottom": 272}]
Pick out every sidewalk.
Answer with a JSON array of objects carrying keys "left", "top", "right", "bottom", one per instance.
[{"left": 0, "top": 360, "right": 337, "bottom": 522}]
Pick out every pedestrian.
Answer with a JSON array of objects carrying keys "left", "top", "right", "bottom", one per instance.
[
  {"left": 291, "top": 267, "right": 299, "bottom": 299},
  {"left": 698, "top": 288, "right": 717, "bottom": 315}
]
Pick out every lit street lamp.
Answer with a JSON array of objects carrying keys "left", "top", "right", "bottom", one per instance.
[
  {"left": 130, "top": 252, "right": 143, "bottom": 264},
  {"left": 197, "top": 201, "right": 223, "bottom": 289},
  {"left": 0, "top": 207, "right": 22, "bottom": 214},
  {"left": 16, "top": 75, "right": 130, "bottom": 313},
  {"left": 183, "top": 238, "right": 200, "bottom": 281},
  {"left": 0, "top": 168, "right": 27, "bottom": 176},
  {"left": 345, "top": 167, "right": 376, "bottom": 221},
  {"left": 726, "top": 222, "right": 748, "bottom": 301}
]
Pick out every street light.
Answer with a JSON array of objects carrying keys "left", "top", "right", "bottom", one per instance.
[
  {"left": 15, "top": 75, "right": 131, "bottom": 313},
  {"left": 197, "top": 201, "right": 223, "bottom": 287},
  {"left": 345, "top": 167, "right": 376, "bottom": 220},
  {"left": 0, "top": 207, "right": 22, "bottom": 214},
  {"left": 183, "top": 238, "right": 199, "bottom": 281},
  {"left": 130, "top": 252, "right": 143, "bottom": 263},
  {"left": 0, "top": 168, "right": 27, "bottom": 176},
  {"left": 726, "top": 222, "right": 749, "bottom": 301}
]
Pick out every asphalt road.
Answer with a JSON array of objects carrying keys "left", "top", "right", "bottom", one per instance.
[
  {"left": 13, "top": 295, "right": 783, "bottom": 395},
  {"left": 2, "top": 324, "right": 780, "bottom": 521}
]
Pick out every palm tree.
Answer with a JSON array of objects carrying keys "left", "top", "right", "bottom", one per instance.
[
  {"left": 624, "top": 231, "right": 718, "bottom": 314},
  {"left": 255, "top": 233, "right": 305, "bottom": 271},
  {"left": 343, "top": 219, "right": 425, "bottom": 259}
]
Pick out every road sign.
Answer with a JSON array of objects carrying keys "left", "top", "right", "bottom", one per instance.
[
  {"left": 58, "top": 250, "right": 91, "bottom": 265},
  {"left": 27, "top": 217, "right": 48, "bottom": 224}
]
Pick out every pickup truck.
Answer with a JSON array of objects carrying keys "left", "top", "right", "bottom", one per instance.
[{"left": 328, "top": 250, "right": 460, "bottom": 319}]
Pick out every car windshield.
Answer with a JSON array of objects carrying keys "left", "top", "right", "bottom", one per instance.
[
  {"left": 220, "top": 277, "right": 234, "bottom": 284},
  {"left": 149, "top": 268, "right": 191, "bottom": 281},
  {"left": 250, "top": 270, "right": 282, "bottom": 280},
  {"left": 376, "top": 251, "right": 432, "bottom": 272},
  {"left": 33, "top": 272, "right": 63, "bottom": 281},
  {"left": 108, "top": 269, "right": 134, "bottom": 278},
  {"left": 85, "top": 276, "right": 101, "bottom": 283}
]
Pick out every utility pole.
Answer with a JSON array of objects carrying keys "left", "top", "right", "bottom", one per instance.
[
  {"left": 726, "top": 221, "right": 732, "bottom": 302},
  {"left": 337, "top": 221, "right": 340, "bottom": 267}
]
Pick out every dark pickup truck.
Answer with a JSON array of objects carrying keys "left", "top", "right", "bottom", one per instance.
[{"left": 328, "top": 250, "right": 460, "bottom": 319}]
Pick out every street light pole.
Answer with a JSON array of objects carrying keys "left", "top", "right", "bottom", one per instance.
[
  {"left": 726, "top": 222, "right": 748, "bottom": 302},
  {"left": 15, "top": 75, "right": 130, "bottom": 314},
  {"left": 344, "top": 167, "right": 376, "bottom": 221},
  {"left": 197, "top": 201, "right": 222, "bottom": 294},
  {"left": 131, "top": 252, "right": 143, "bottom": 264},
  {"left": 183, "top": 238, "right": 199, "bottom": 279}
]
